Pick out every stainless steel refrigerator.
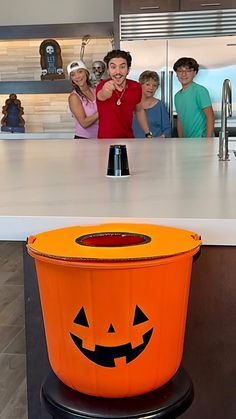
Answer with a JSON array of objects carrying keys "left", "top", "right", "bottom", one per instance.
[{"left": 119, "top": 9, "right": 236, "bottom": 136}]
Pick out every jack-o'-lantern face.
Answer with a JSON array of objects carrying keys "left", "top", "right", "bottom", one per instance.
[{"left": 70, "top": 305, "right": 153, "bottom": 367}]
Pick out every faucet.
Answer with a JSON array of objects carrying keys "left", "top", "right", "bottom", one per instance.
[{"left": 218, "top": 79, "right": 232, "bottom": 161}]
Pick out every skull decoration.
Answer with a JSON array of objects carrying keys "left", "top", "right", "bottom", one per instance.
[
  {"left": 39, "top": 39, "right": 65, "bottom": 80},
  {"left": 46, "top": 45, "right": 54, "bottom": 55},
  {"left": 91, "top": 60, "right": 107, "bottom": 86},
  {"left": 92, "top": 60, "right": 106, "bottom": 80}
]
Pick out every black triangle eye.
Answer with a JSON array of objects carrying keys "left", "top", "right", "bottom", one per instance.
[
  {"left": 133, "top": 305, "right": 149, "bottom": 326},
  {"left": 107, "top": 324, "right": 115, "bottom": 333},
  {"left": 73, "top": 307, "right": 89, "bottom": 327}
]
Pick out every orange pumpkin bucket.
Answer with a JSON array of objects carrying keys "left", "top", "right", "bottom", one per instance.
[{"left": 27, "top": 223, "right": 201, "bottom": 398}]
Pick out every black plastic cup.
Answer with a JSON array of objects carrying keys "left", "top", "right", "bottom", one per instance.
[{"left": 107, "top": 144, "right": 130, "bottom": 177}]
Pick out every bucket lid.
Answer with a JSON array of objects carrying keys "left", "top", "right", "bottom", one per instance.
[{"left": 27, "top": 223, "right": 201, "bottom": 262}]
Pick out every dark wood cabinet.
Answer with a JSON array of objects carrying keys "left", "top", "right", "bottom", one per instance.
[
  {"left": 180, "top": 0, "right": 236, "bottom": 11},
  {"left": 119, "top": 0, "right": 180, "bottom": 14},
  {"left": 113, "top": 0, "right": 236, "bottom": 47},
  {"left": 116, "top": 0, "right": 236, "bottom": 15}
]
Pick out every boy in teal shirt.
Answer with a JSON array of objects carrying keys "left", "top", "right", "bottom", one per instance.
[{"left": 173, "top": 57, "right": 215, "bottom": 138}]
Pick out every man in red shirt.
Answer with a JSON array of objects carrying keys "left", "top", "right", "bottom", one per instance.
[{"left": 96, "top": 50, "right": 152, "bottom": 139}]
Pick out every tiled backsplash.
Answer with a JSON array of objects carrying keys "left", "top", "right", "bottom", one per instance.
[{"left": 0, "top": 37, "right": 111, "bottom": 133}]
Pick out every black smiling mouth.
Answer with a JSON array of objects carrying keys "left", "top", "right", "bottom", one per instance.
[{"left": 70, "top": 328, "right": 153, "bottom": 368}]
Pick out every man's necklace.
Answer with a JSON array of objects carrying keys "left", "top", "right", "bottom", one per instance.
[{"left": 115, "top": 82, "right": 127, "bottom": 106}]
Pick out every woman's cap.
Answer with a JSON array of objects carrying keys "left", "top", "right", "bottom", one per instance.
[{"left": 67, "top": 60, "right": 88, "bottom": 76}]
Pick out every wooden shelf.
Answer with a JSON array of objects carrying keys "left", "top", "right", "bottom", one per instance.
[
  {"left": 0, "top": 22, "right": 113, "bottom": 40},
  {"left": 0, "top": 21, "right": 114, "bottom": 95},
  {"left": 0, "top": 80, "right": 72, "bottom": 94}
]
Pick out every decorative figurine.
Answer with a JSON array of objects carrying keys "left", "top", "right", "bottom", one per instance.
[
  {"left": 80, "top": 34, "right": 91, "bottom": 61},
  {"left": 39, "top": 39, "right": 65, "bottom": 80},
  {"left": 91, "top": 60, "right": 107, "bottom": 86},
  {"left": 1, "top": 93, "right": 25, "bottom": 133},
  {"left": 109, "top": 31, "right": 115, "bottom": 50},
  {"left": 76, "top": 35, "right": 108, "bottom": 87}
]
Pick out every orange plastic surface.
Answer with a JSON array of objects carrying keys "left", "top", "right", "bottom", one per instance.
[
  {"left": 27, "top": 223, "right": 201, "bottom": 261},
  {"left": 28, "top": 223, "right": 201, "bottom": 397},
  {"left": 33, "top": 246, "right": 197, "bottom": 397}
]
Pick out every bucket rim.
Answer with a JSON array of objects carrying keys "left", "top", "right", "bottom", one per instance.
[
  {"left": 27, "top": 245, "right": 200, "bottom": 268},
  {"left": 27, "top": 223, "right": 202, "bottom": 262}
]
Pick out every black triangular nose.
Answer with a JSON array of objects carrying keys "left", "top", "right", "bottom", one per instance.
[{"left": 108, "top": 323, "right": 115, "bottom": 333}]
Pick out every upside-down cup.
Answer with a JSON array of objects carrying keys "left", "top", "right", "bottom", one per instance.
[{"left": 107, "top": 144, "right": 130, "bottom": 177}]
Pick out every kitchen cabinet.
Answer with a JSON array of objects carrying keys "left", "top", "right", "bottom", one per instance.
[
  {"left": 117, "top": 0, "right": 236, "bottom": 15},
  {"left": 180, "top": 0, "right": 236, "bottom": 11},
  {"left": 115, "top": 0, "right": 236, "bottom": 45},
  {"left": 119, "top": 0, "right": 179, "bottom": 14}
]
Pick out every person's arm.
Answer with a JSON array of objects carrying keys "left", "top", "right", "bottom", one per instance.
[
  {"left": 203, "top": 106, "right": 215, "bottom": 138},
  {"left": 135, "top": 102, "right": 151, "bottom": 137},
  {"left": 176, "top": 116, "right": 183, "bottom": 138},
  {"left": 68, "top": 93, "right": 98, "bottom": 128},
  {"left": 97, "top": 80, "right": 115, "bottom": 101}
]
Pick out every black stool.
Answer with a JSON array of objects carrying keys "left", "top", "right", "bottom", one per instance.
[{"left": 41, "top": 367, "right": 194, "bottom": 419}]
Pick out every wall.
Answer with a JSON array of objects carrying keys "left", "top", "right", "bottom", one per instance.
[
  {"left": 0, "top": 1, "right": 113, "bottom": 134},
  {"left": 0, "top": 0, "right": 113, "bottom": 25},
  {"left": 0, "top": 37, "right": 111, "bottom": 133},
  {"left": 0, "top": 38, "right": 111, "bottom": 81}
]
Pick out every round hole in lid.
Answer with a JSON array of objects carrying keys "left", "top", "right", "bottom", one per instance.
[{"left": 76, "top": 232, "right": 151, "bottom": 247}]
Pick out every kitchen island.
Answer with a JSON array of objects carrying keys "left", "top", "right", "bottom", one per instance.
[
  {"left": 1, "top": 137, "right": 236, "bottom": 243},
  {"left": 0, "top": 138, "right": 235, "bottom": 419}
]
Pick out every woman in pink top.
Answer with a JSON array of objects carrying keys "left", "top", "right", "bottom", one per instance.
[{"left": 67, "top": 60, "right": 98, "bottom": 139}]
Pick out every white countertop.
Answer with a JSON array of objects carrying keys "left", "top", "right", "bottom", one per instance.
[
  {"left": 0, "top": 138, "right": 236, "bottom": 244},
  {"left": 0, "top": 132, "right": 74, "bottom": 139}
]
